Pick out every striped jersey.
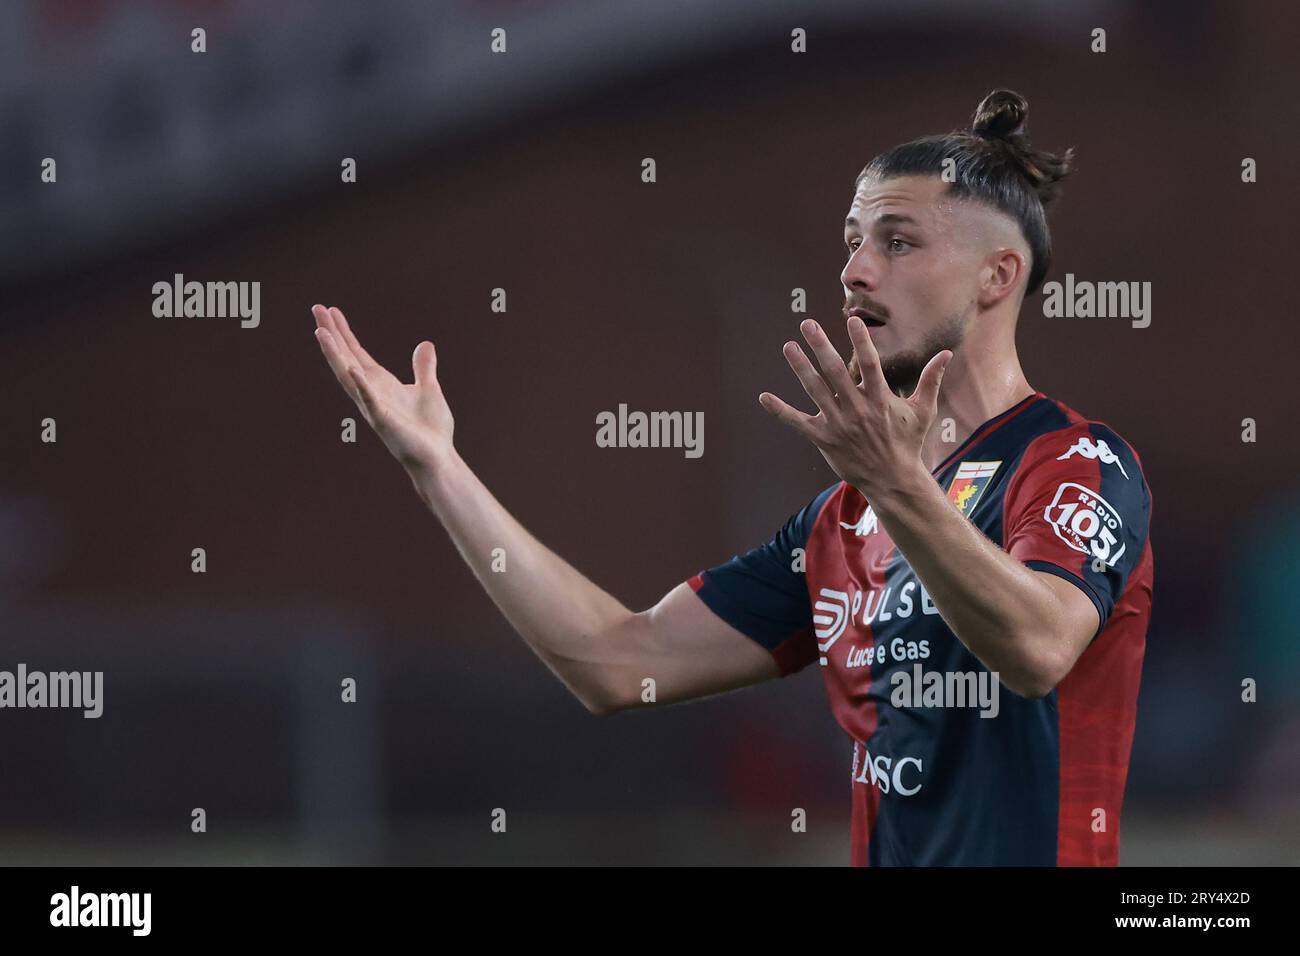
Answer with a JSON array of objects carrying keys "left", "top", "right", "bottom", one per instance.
[{"left": 688, "top": 391, "right": 1154, "bottom": 865}]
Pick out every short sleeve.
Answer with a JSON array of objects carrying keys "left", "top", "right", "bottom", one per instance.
[
  {"left": 1003, "top": 424, "right": 1152, "bottom": 636},
  {"left": 687, "top": 483, "right": 839, "bottom": 676}
]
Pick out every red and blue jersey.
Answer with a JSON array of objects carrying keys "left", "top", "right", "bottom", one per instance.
[{"left": 687, "top": 392, "right": 1153, "bottom": 865}]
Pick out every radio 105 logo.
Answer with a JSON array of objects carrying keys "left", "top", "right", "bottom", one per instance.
[{"left": 1043, "top": 482, "right": 1126, "bottom": 568}]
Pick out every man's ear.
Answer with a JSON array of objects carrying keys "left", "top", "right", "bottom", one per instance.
[{"left": 977, "top": 247, "right": 1027, "bottom": 309}]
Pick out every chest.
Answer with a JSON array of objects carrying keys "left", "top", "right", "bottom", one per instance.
[{"left": 804, "top": 473, "right": 1006, "bottom": 673}]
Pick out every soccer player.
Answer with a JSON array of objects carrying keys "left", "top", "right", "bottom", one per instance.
[{"left": 311, "top": 89, "right": 1153, "bottom": 866}]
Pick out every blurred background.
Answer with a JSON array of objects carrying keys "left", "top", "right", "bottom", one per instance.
[{"left": 2, "top": 0, "right": 1297, "bottom": 865}]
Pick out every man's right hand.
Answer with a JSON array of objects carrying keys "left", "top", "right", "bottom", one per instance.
[{"left": 312, "top": 305, "right": 455, "bottom": 474}]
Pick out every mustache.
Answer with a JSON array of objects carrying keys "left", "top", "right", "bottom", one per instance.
[{"left": 842, "top": 298, "right": 890, "bottom": 322}]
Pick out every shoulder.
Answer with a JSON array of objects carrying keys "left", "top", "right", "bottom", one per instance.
[
  {"left": 1014, "top": 397, "right": 1150, "bottom": 488},
  {"left": 1001, "top": 398, "right": 1153, "bottom": 544},
  {"left": 791, "top": 480, "right": 848, "bottom": 536}
]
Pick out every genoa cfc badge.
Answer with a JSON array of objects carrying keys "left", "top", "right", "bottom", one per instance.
[{"left": 946, "top": 460, "right": 1001, "bottom": 516}]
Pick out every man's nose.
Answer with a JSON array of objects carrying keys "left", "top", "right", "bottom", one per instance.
[{"left": 841, "top": 247, "right": 878, "bottom": 292}]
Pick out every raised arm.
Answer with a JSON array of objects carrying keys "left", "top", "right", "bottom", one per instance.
[{"left": 311, "top": 305, "right": 778, "bottom": 713}]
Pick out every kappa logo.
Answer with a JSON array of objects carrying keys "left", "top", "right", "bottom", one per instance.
[
  {"left": 840, "top": 504, "right": 879, "bottom": 536},
  {"left": 1057, "top": 436, "right": 1129, "bottom": 478},
  {"left": 813, "top": 588, "right": 851, "bottom": 665}
]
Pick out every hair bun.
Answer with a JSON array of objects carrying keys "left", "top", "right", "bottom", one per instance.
[{"left": 972, "top": 89, "right": 1028, "bottom": 140}]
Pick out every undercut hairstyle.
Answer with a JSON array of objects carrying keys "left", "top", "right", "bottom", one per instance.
[{"left": 856, "top": 89, "right": 1075, "bottom": 294}]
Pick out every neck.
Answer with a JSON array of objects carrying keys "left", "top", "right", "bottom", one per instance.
[{"left": 917, "top": 335, "right": 1034, "bottom": 473}]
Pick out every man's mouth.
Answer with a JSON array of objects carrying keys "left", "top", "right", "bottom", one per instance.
[{"left": 848, "top": 307, "right": 886, "bottom": 327}]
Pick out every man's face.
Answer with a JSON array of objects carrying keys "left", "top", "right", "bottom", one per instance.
[{"left": 841, "top": 173, "right": 985, "bottom": 395}]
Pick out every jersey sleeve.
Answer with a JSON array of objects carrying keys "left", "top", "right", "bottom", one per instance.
[
  {"left": 1002, "top": 423, "right": 1152, "bottom": 638},
  {"left": 686, "top": 483, "right": 839, "bottom": 676}
]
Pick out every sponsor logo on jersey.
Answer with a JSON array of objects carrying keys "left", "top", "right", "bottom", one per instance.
[
  {"left": 945, "top": 460, "right": 1001, "bottom": 516},
  {"left": 845, "top": 637, "right": 930, "bottom": 669},
  {"left": 1057, "top": 436, "right": 1129, "bottom": 478},
  {"left": 840, "top": 504, "right": 879, "bottom": 536},
  {"left": 815, "top": 578, "right": 943, "bottom": 667},
  {"left": 851, "top": 741, "right": 924, "bottom": 796},
  {"left": 1044, "top": 482, "right": 1127, "bottom": 568},
  {"left": 813, "top": 588, "right": 851, "bottom": 665}
]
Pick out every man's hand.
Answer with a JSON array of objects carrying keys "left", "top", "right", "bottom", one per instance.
[
  {"left": 309, "top": 305, "right": 780, "bottom": 714},
  {"left": 758, "top": 316, "right": 951, "bottom": 501},
  {"left": 312, "top": 304, "right": 455, "bottom": 473}
]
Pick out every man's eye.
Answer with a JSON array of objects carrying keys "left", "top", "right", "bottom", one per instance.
[
  {"left": 845, "top": 239, "right": 861, "bottom": 253},
  {"left": 888, "top": 237, "right": 909, "bottom": 253}
]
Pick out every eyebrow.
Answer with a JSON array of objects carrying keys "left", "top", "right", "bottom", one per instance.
[{"left": 844, "top": 213, "right": 919, "bottom": 230}]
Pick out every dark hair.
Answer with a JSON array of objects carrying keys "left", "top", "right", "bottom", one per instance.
[{"left": 856, "top": 89, "right": 1075, "bottom": 295}]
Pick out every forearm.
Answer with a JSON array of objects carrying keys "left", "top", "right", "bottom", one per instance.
[
  {"left": 406, "top": 450, "right": 638, "bottom": 709},
  {"left": 868, "top": 464, "right": 1067, "bottom": 696}
]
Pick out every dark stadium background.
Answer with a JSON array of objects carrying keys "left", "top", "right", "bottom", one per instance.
[{"left": 2, "top": 0, "right": 1296, "bottom": 864}]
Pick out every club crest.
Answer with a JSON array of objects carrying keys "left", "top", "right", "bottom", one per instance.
[{"left": 945, "top": 460, "right": 1001, "bottom": 516}]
